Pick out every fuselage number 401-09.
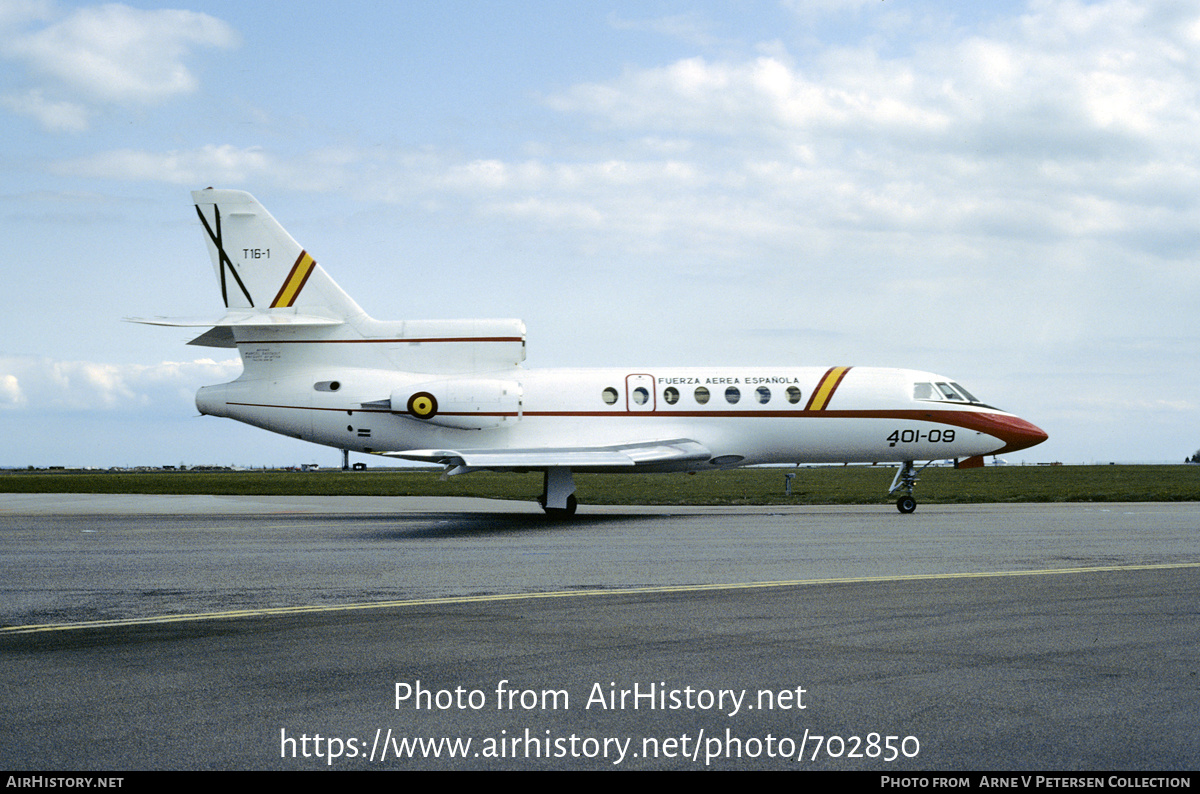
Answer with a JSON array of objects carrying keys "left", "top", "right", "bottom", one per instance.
[{"left": 887, "top": 429, "right": 956, "bottom": 447}]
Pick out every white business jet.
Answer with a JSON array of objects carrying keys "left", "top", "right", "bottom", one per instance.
[{"left": 134, "top": 190, "right": 1047, "bottom": 514}]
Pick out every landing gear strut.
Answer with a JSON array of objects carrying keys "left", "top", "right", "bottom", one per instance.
[
  {"left": 538, "top": 467, "right": 577, "bottom": 516},
  {"left": 888, "top": 460, "right": 930, "bottom": 514}
]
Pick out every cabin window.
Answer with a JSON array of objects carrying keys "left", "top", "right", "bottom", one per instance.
[
  {"left": 602, "top": 387, "right": 619, "bottom": 405},
  {"left": 663, "top": 387, "right": 680, "bottom": 405},
  {"left": 632, "top": 386, "right": 649, "bottom": 405},
  {"left": 725, "top": 386, "right": 741, "bottom": 404},
  {"left": 786, "top": 386, "right": 802, "bottom": 404},
  {"left": 756, "top": 386, "right": 771, "bottom": 404},
  {"left": 694, "top": 386, "right": 710, "bottom": 404},
  {"left": 914, "top": 382, "right": 934, "bottom": 400}
]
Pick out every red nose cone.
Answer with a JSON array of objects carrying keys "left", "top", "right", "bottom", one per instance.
[
  {"left": 1002, "top": 417, "right": 1049, "bottom": 454},
  {"left": 965, "top": 412, "right": 1048, "bottom": 454}
]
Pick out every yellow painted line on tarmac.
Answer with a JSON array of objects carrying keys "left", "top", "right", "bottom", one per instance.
[{"left": 4, "top": 562, "right": 1198, "bottom": 635}]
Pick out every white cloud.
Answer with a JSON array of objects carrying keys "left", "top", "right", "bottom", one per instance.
[
  {"left": 42, "top": 3, "right": 1200, "bottom": 278},
  {"left": 0, "top": 356, "right": 240, "bottom": 412},
  {"left": 552, "top": 5, "right": 1200, "bottom": 155},
  {"left": 49, "top": 1, "right": 1199, "bottom": 277},
  {"left": 0, "top": 87, "right": 86, "bottom": 131},
  {"left": 0, "top": 2, "right": 237, "bottom": 129},
  {"left": 0, "top": 373, "right": 22, "bottom": 408},
  {"left": 0, "top": 0, "right": 53, "bottom": 32},
  {"left": 52, "top": 144, "right": 272, "bottom": 185},
  {"left": 534, "top": 1, "right": 1200, "bottom": 254}
]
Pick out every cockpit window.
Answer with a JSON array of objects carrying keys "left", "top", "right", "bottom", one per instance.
[
  {"left": 915, "top": 380, "right": 986, "bottom": 406},
  {"left": 950, "top": 382, "right": 979, "bottom": 403},
  {"left": 936, "top": 382, "right": 963, "bottom": 401}
]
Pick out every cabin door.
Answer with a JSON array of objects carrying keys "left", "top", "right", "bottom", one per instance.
[{"left": 625, "top": 373, "right": 656, "bottom": 412}]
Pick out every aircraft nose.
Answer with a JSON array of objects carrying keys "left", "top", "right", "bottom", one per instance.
[
  {"left": 1005, "top": 418, "right": 1048, "bottom": 454},
  {"left": 986, "top": 413, "right": 1048, "bottom": 454},
  {"left": 952, "top": 411, "right": 1048, "bottom": 455}
]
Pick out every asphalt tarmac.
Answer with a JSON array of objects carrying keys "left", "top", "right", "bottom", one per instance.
[{"left": 1, "top": 496, "right": 1197, "bottom": 770}]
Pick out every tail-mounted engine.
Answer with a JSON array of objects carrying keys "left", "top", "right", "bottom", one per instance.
[{"left": 391, "top": 379, "right": 522, "bottom": 430}]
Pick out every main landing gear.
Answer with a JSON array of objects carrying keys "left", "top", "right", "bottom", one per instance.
[
  {"left": 538, "top": 468, "right": 577, "bottom": 516},
  {"left": 888, "top": 460, "right": 932, "bottom": 514}
]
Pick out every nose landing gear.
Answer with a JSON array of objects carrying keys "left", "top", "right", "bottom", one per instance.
[{"left": 888, "top": 460, "right": 931, "bottom": 514}]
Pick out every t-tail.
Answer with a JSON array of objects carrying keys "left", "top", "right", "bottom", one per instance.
[{"left": 129, "top": 189, "right": 526, "bottom": 374}]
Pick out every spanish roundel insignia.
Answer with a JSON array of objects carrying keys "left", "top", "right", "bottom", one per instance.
[{"left": 407, "top": 392, "right": 438, "bottom": 419}]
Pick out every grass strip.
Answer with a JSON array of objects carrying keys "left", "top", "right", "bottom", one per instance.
[{"left": 3, "top": 465, "right": 1198, "bottom": 505}]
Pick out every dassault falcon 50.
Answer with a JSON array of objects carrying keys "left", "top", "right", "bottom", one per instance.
[{"left": 133, "top": 189, "right": 1047, "bottom": 514}]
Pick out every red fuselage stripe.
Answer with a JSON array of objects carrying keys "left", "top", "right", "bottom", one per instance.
[{"left": 221, "top": 402, "right": 1046, "bottom": 454}]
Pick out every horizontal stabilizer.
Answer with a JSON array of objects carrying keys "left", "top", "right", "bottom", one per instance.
[
  {"left": 383, "top": 439, "right": 711, "bottom": 470},
  {"left": 125, "top": 311, "right": 344, "bottom": 328},
  {"left": 126, "top": 311, "right": 345, "bottom": 348}
]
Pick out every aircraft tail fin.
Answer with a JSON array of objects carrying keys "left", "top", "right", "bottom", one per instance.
[
  {"left": 191, "top": 189, "right": 363, "bottom": 319},
  {"left": 141, "top": 189, "right": 527, "bottom": 371}
]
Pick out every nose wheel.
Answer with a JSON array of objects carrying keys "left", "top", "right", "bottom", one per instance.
[{"left": 888, "top": 461, "right": 929, "bottom": 514}]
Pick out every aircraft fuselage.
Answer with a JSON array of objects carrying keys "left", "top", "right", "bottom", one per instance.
[{"left": 196, "top": 364, "right": 1045, "bottom": 470}]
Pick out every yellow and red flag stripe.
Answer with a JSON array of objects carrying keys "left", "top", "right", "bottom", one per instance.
[
  {"left": 804, "top": 366, "right": 852, "bottom": 411},
  {"left": 270, "top": 251, "right": 317, "bottom": 308}
]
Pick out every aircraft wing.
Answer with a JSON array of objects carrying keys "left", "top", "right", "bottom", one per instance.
[{"left": 382, "top": 439, "right": 711, "bottom": 470}]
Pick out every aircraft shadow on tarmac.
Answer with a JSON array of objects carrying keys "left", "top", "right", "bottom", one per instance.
[{"left": 320, "top": 511, "right": 662, "bottom": 540}]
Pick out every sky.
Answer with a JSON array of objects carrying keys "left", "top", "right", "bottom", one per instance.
[{"left": 1, "top": 0, "right": 1198, "bottom": 468}]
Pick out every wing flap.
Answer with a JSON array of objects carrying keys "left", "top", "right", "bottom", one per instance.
[{"left": 383, "top": 439, "right": 711, "bottom": 470}]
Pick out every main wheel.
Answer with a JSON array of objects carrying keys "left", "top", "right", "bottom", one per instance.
[
  {"left": 541, "top": 494, "right": 577, "bottom": 516},
  {"left": 896, "top": 495, "right": 917, "bottom": 514}
]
